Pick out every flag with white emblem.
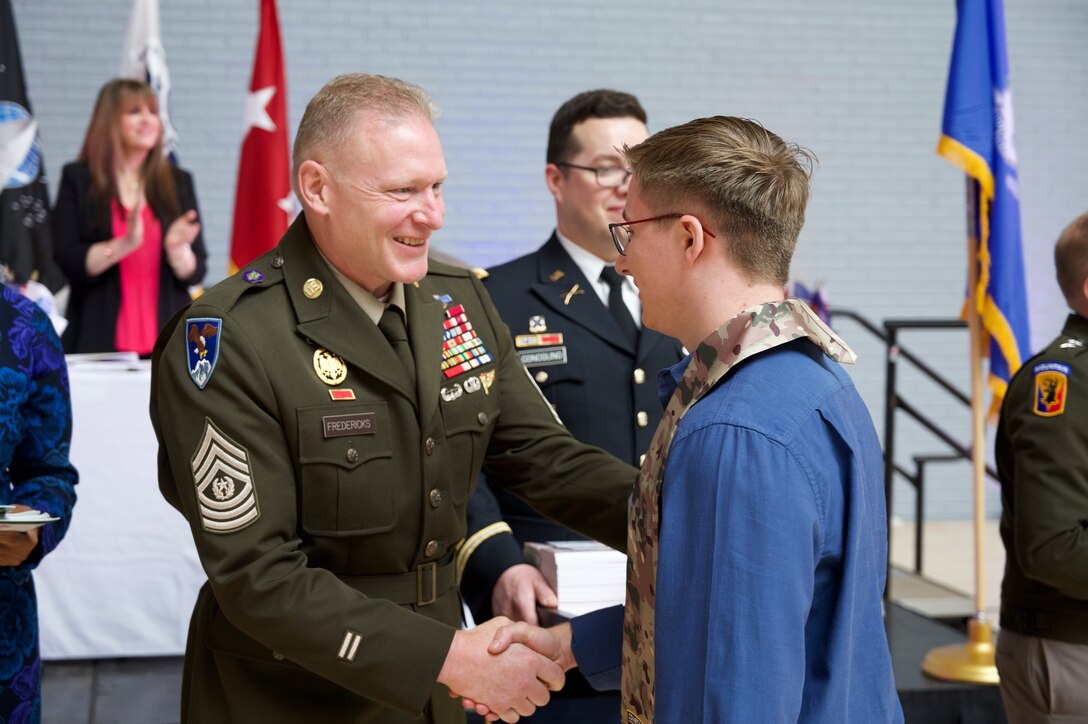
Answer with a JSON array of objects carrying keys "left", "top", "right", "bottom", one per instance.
[
  {"left": 228, "top": 0, "right": 292, "bottom": 274},
  {"left": 191, "top": 419, "right": 260, "bottom": 534},
  {"left": 119, "top": 0, "right": 180, "bottom": 162}
]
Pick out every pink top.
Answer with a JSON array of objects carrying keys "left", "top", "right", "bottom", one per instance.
[{"left": 111, "top": 199, "right": 163, "bottom": 355}]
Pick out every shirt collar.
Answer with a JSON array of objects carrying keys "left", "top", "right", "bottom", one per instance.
[
  {"left": 316, "top": 246, "right": 404, "bottom": 325},
  {"left": 555, "top": 230, "right": 612, "bottom": 286}
]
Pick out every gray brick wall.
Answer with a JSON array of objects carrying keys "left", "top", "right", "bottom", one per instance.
[{"left": 12, "top": 0, "right": 1088, "bottom": 520}]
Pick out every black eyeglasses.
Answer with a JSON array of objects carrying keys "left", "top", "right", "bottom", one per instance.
[
  {"left": 609, "top": 214, "right": 717, "bottom": 255},
  {"left": 554, "top": 162, "right": 632, "bottom": 189}
]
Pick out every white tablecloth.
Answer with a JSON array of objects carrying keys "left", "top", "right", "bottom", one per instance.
[{"left": 35, "top": 359, "right": 206, "bottom": 660}]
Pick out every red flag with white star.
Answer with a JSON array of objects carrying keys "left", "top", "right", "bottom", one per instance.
[{"left": 228, "top": 0, "right": 291, "bottom": 274}]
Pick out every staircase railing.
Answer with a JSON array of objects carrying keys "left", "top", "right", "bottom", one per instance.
[{"left": 830, "top": 309, "right": 999, "bottom": 598}]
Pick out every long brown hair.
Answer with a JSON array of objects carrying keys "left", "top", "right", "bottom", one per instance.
[{"left": 79, "top": 78, "right": 179, "bottom": 225}]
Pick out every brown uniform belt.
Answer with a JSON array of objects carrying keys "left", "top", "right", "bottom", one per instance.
[{"left": 340, "top": 558, "right": 456, "bottom": 607}]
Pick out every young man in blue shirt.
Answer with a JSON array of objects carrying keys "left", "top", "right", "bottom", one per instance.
[{"left": 475, "top": 116, "right": 903, "bottom": 723}]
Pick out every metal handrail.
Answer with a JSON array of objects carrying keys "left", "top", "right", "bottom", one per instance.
[{"left": 830, "top": 308, "right": 999, "bottom": 598}]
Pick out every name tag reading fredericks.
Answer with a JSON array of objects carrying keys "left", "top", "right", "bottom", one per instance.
[{"left": 322, "top": 413, "right": 377, "bottom": 438}]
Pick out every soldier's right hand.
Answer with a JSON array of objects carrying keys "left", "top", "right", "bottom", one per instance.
[{"left": 437, "top": 616, "right": 565, "bottom": 722}]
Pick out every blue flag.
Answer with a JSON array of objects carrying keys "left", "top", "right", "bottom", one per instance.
[{"left": 938, "top": 0, "right": 1031, "bottom": 408}]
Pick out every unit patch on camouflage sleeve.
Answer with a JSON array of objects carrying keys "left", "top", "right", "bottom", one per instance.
[
  {"left": 1033, "top": 361, "right": 1070, "bottom": 417},
  {"left": 191, "top": 418, "right": 260, "bottom": 534}
]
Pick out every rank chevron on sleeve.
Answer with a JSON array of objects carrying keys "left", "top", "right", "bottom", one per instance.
[{"left": 191, "top": 418, "right": 260, "bottom": 534}]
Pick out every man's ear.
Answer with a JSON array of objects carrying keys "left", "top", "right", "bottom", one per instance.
[
  {"left": 297, "top": 160, "right": 331, "bottom": 215},
  {"left": 679, "top": 215, "right": 708, "bottom": 265},
  {"left": 544, "top": 163, "right": 565, "bottom": 202}
]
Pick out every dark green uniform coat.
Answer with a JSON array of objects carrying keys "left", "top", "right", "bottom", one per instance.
[
  {"left": 150, "top": 217, "right": 634, "bottom": 723},
  {"left": 998, "top": 313, "right": 1088, "bottom": 644}
]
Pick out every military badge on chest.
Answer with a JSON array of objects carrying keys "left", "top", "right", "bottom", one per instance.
[
  {"left": 515, "top": 318, "right": 567, "bottom": 369},
  {"left": 185, "top": 318, "right": 222, "bottom": 389},
  {"left": 313, "top": 348, "right": 348, "bottom": 386},
  {"left": 440, "top": 302, "right": 493, "bottom": 379}
]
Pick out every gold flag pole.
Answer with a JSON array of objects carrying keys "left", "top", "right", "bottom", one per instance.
[{"left": 922, "top": 180, "right": 999, "bottom": 684}]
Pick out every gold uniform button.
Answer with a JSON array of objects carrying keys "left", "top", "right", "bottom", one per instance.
[
  {"left": 346, "top": 448, "right": 358, "bottom": 463},
  {"left": 429, "top": 489, "right": 443, "bottom": 508},
  {"left": 633, "top": 368, "right": 646, "bottom": 384},
  {"left": 477, "top": 412, "right": 489, "bottom": 426},
  {"left": 425, "top": 437, "right": 436, "bottom": 455},
  {"left": 272, "top": 651, "right": 286, "bottom": 661},
  {"left": 636, "top": 411, "right": 649, "bottom": 428},
  {"left": 535, "top": 370, "right": 549, "bottom": 384},
  {"left": 303, "top": 278, "right": 323, "bottom": 299},
  {"left": 424, "top": 540, "right": 440, "bottom": 557}
]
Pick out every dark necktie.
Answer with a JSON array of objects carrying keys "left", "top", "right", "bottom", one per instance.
[
  {"left": 377, "top": 305, "right": 416, "bottom": 392},
  {"left": 600, "top": 266, "right": 639, "bottom": 346}
]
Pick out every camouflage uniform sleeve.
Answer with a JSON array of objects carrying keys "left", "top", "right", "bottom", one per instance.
[{"left": 1004, "top": 349, "right": 1088, "bottom": 599}]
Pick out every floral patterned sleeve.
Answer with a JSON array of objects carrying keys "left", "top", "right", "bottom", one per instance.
[{"left": 0, "top": 288, "right": 78, "bottom": 568}]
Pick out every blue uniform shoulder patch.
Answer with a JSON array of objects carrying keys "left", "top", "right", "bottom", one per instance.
[{"left": 186, "top": 317, "right": 223, "bottom": 389}]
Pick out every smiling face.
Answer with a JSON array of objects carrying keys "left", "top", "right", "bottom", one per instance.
[
  {"left": 314, "top": 111, "right": 447, "bottom": 297},
  {"left": 116, "top": 95, "right": 162, "bottom": 156},
  {"left": 548, "top": 116, "right": 648, "bottom": 261}
]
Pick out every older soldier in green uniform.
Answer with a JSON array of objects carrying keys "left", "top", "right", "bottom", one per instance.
[
  {"left": 150, "top": 74, "right": 635, "bottom": 724},
  {"left": 996, "top": 210, "right": 1088, "bottom": 723}
]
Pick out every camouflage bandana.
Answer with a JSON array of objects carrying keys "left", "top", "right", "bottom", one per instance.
[{"left": 620, "top": 298, "right": 856, "bottom": 723}]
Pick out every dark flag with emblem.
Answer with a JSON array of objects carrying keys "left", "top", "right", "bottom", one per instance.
[{"left": 0, "top": 0, "right": 64, "bottom": 291}]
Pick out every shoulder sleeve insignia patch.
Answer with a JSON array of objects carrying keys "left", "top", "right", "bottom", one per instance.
[
  {"left": 186, "top": 317, "right": 223, "bottom": 389},
  {"left": 1033, "top": 361, "right": 1071, "bottom": 417},
  {"left": 191, "top": 418, "right": 260, "bottom": 534}
]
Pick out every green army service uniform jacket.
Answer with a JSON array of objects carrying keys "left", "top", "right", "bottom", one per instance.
[
  {"left": 997, "top": 313, "right": 1088, "bottom": 644},
  {"left": 150, "top": 217, "right": 635, "bottom": 724}
]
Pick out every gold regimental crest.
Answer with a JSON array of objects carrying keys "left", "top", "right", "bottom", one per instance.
[{"left": 313, "top": 348, "right": 347, "bottom": 385}]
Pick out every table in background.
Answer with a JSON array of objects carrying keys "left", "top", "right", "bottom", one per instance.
[{"left": 35, "top": 358, "right": 205, "bottom": 660}]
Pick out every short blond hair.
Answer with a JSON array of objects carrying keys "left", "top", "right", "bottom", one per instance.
[
  {"left": 292, "top": 73, "right": 438, "bottom": 194},
  {"left": 624, "top": 116, "right": 815, "bottom": 286},
  {"left": 1055, "top": 211, "right": 1088, "bottom": 310}
]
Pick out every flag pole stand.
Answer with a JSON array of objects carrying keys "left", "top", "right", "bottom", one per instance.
[{"left": 922, "top": 180, "right": 999, "bottom": 686}]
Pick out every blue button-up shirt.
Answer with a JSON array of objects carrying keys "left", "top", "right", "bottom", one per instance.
[{"left": 572, "top": 338, "right": 903, "bottom": 723}]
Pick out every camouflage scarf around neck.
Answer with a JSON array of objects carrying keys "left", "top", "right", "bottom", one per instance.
[{"left": 620, "top": 298, "right": 856, "bottom": 724}]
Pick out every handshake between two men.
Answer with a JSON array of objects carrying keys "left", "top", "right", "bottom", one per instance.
[{"left": 439, "top": 616, "right": 576, "bottom": 723}]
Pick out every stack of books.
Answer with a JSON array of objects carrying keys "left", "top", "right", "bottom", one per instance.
[
  {"left": 524, "top": 540, "right": 627, "bottom": 617},
  {"left": 0, "top": 505, "right": 59, "bottom": 531}
]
